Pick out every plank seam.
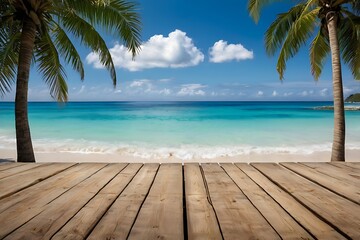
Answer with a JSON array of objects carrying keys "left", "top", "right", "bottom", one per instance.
[
  {"left": 298, "top": 162, "right": 356, "bottom": 182},
  {"left": 82, "top": 163, "right": 144, "bottom": 239},
  {"left": 221, "top": 164, "right": 282, "bottom": 239},
  {"left": 0, "top": 163, "right": 25, "bottom": 172},
  {"left": 234, "top": 163, "right": 317, "bottom": 240},
  {"left": 199, "top": 164, "right": 224, "bottom": 240},
  {"left": 182, "top": 165, "right": 188, "bottom": 240},
  {"left": 251, "top": 164, "right": 352, "bottom": 240},
  {"left": 125, "top": 164, "right": 161, "bottom": 240},
  {"left": 45, "top": 163, "right": 108, "bottom": 205},
  {"left": 49, "top": 163, "right": 130, "bottom": 239},
  {"left": 0, "top": 163, "right": 77, "bottom": 201},
  {"left": 280, "top": 163, "right": 359, "bottom": 205}
]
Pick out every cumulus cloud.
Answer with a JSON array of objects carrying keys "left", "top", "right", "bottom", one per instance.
[
  {"left": 257, "top": 91, "right": 264, "bottom": 96},
  {"left": 86, "top": 30, "right": 204, "bottom": 71},
  {"left": 127, "top": 79, "right": 174, "bottom": 96},
  {"left": 177, "top": 84, "right": 206, "bottom": 96},
  {"left": 320, "top": 88, "right": 328, "bottom": 96},
  {"left": 209, "top": 40, "right": 254, "bottom": 63},
  {"left": 272, "top": 90, "right": 278, "bottom": 97}
]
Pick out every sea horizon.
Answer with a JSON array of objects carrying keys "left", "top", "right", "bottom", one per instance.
[{"left": 1, "top": 101, "right": 359, "bottom": 162}]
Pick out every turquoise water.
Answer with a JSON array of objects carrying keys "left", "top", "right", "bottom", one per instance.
[{"left": 1, "top": 101, "right": 360, "bottom": 159}]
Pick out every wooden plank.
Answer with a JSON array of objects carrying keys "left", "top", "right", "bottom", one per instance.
[
  {"left": 0, "top": 163, "right": 75, "bottom": 200},
  {"left": 342, "top": 162, "right": 360, "bottom": 170},
  {"left": 221, "top": 163, "right": 312, "bottom": 239},
  {"left": 0, "top": 163, "right": 25, "bottom": 171},
  {"left": 202, "top": 163, "right": 280, "bottom": 239},
  {"left": 0, "top": 163, "right": 107, "bottom": 238},
  {"left": 282, "top": 162, "right": 360, "bottom": 203},
  {"left": 52, "top": 163, "right": 142, "bottom": 240},
  {"left": 0, "top": 163, "right": 44, "bottom": 180},
  {"left": 128, "top": 164, "right": 183, "bottom": 240},
  {"left": 302, "top": 162, "right": 360, "bottom": 183},
  {"left": 87, "top": 164, "right": 159, "bottom": 240},
  {"left": 184, "top": 163, "right": 222, "bottom": 240},
  {"left": 236, "top": 163, "right": 345, "bottom": 239},
  {"left": 4, "top": 163, "right": 127, "bottom": 240},
  {"left": 253, "top": 163, "right": 360, "bottom": 239},
  {"left": 329, "top": 162, "right": 360, "bottom": 172}
]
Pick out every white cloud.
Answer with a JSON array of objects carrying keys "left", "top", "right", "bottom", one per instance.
[
  {"left": 283, "top": 92, "right": 293, "bottom": 97},
  {"left": 300, "top": 91, "right": 308, "bottom": 97},
  {"left": 78, "top": 85, "right": 85, "bottom": 94},
  {"left": 343, "top": 86, "right": 354, "bottom": 95},
  {"left": 159, "top": 88, "right": 172, "bottom": 95},
  {"left": 320, "top": 88, "right": 328, "bottom": 96},
  {"left": 272, "top": 90, "right": 278, "bottom": 97},
  {"left": 209, "top": 40, "right": 254, "bottom": 63},
  {"left": 177, "top": 84, "right": 206, "bottom": 96},
  {"left": 257, "top": 91, "right": 264, "bottom": 96},
  {"left": 86, "top": 30, "right": 204, "bottom": 71}
]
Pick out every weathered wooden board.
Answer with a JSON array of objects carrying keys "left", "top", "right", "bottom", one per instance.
[
  {"left": 253, "top": 163, "right": 360, "bottom": 239},
  {"left": 4, "top": 164, "right": 127, "bottom": 240},
  {"left": 52, "top": 163, "right": 142, "bottom": 240},
  {"left": 127, "top": 164, "right": 183, "bottom": 240},
  {"left": 185, "top": 163, "right": 222, "bottom": 240},
  {"left": 236, "top": 163, "right": 345, "bottom": 239},
  {"left": 0, "top": 163, "right": 25, "bottom": 171},
  {"left": 0, "top": 163, "right": 43, "bottom": 179},
  {"left": 302, "top": 162, "right": 360, "bottom": 183},
  {"left": 281, "top": 162, "right": 360, "bottom": 203},
  {"left": 0, "top": 163, "right": 75, "bottom": 200},
  {"left": 202, "top": 163, "right": 280, "bottom": 239},
  {"left": 87, "top": 164, "right": 159, "bottom": 240},
  {"left": 222, "top": 163, "right": 313, "bottom": 239}
]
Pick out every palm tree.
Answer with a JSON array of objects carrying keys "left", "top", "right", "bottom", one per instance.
[
  {"left": 248, "top": 0, "right": 359, "bottom": 161},
  {"left": 0, "top": 0, "right": 141, "bottom": 162}
]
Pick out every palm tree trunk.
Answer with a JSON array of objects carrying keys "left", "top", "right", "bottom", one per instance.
[
  {"left": 15, "top": 18, "right": 37, "bottom": 162},
  {"left": 327, "top": 12, "right": 345, "bottom": 162}
]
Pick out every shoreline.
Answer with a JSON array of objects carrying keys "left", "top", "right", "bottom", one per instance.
[{"left": 1, "top": 148, "right": 359, "bottom": 163}]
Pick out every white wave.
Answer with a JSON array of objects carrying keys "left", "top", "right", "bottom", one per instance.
[{"left": 1, "top": 136, "right": 360, "bottom": 160}]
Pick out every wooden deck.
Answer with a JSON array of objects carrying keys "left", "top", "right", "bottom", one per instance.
[{"left": 0, "top": 162, "right": 359, "bottom": 239}]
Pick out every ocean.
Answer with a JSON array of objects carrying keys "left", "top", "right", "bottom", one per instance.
[{"left": 1, "top": 101, "right": 360, "bottom": 160}]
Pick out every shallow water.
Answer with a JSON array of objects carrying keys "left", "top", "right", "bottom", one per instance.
[{"left": 1, "top": 101, "right": 359, "bottom": 159}]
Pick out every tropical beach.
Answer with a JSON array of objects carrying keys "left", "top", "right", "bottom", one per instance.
[
  {"left": 1, "top": 0, "right": 360, "bottom": 239},
  {"left": 1, "top": 101, "right": 360, "bottom": 163}
]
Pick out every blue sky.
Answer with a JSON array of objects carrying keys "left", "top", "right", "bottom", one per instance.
[{"left": 3, "top": 0, "right": 360, "bottom": 101}]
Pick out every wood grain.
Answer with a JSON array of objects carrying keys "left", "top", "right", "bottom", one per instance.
[{"left": 128, "top": 164, "right": 183, "bottom": 240}]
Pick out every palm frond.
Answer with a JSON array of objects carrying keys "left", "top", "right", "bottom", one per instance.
[
  {"left": 339, "top": 10, "right": 360, "bottom": 80},
  {"left": 265, "top": 4, "right": 306, "bottom": 56},
  {"left": 274, "top": 6, "right": 319, "bottom": 79},
  {"left": 35, "top": 28, "right": 68, "bottom": 102},
  {"left": 0, "top": 27, "right": 20, "bottom": 96},
  {"left": 52, "top": 21, "right": 84, "bottom": 80},
  {"left": 248, "top": 0, "right": 283, "bottom": 23},
  {"left": 60, "top": 10, "right": 117, "bottom": 86},
  {"left": 310, "top": 28, "right": 330, "bottom": 80},
  {"left": 60, "top": 0, "right": 141, "bottom": 57}
]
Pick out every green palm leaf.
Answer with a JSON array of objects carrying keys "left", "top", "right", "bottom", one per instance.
[
  {"left": 0, "top": 27, "right": 20, "bottom": 96},
  {"left": 35, "top": 29, "right": 68, "bottom": 102},
  {"left": 310, "top": 28, "right": 330, "bottom": 80},
  {"left": 60, "top": 0, "right": 141, "bottom": 56},
  {"left": 339, "top": 10, "right": 360, "bottom": 79},
  {"left": 248, "top": 0, "right": 284, "bottom": 23},
  {"left": 265, "top": 4, "right": 306, "bottom": 56},
  {"left": 60, "top": 10, "right": 117, "bottom": 86},
  {"left": 52, "top": 21, "right": 85, "bottom": 80},
  {"left": 273, "top": 6, "right": 319, "bottom": 79}
]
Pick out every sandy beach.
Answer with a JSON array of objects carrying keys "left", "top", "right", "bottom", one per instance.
[{"left": 1, "top": 148, "right": 359, "bottom": 163}]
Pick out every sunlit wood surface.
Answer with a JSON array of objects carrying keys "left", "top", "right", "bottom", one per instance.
[{"left": 0, "top": 162, "right": 359, "bottom": 239}]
